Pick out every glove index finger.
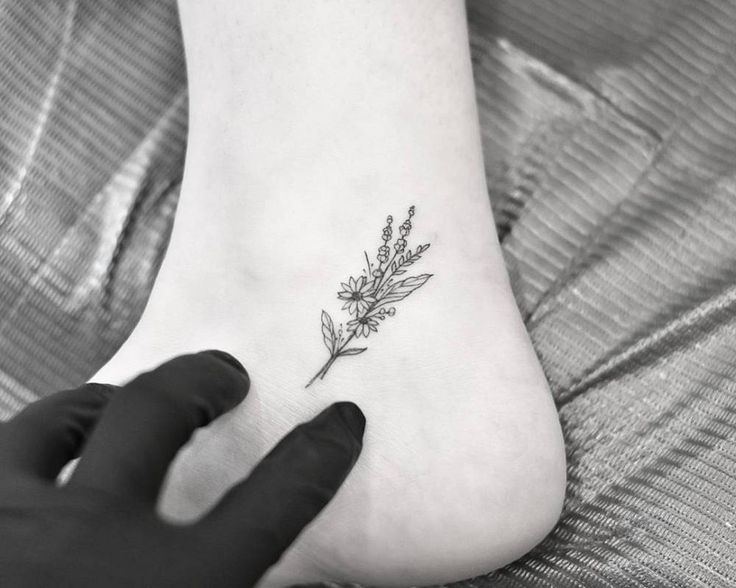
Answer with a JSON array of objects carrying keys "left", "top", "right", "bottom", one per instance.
[
  {"left": 193, "top": 402, "right": 365, "bottom": 586},
  {"left": 67, "top": 350, "right": 250, "bottom": 503},
  {"left": 0, "top": 384, "right": 115, "bottom": 480}
]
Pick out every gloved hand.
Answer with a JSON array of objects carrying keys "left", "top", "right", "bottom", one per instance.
[{"left": 0, "top": 350, "right": 365, "bottom": 587}]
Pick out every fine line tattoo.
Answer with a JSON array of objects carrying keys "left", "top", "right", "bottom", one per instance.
[{"left": 306, "top": 205, "right": 433, "bottom": 388}]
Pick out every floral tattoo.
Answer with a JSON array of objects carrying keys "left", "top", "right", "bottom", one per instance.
[{"left": 305, "top": 205, "right": 433, "bottom": 387}]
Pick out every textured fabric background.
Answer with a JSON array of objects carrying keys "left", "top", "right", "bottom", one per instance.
[{"left": 1, "top": 0, "right": 735, "bottom": 586}]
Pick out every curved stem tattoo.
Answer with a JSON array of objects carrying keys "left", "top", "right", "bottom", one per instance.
[{"left": 305, "top": 205, "right": 433, "bottom": 388}]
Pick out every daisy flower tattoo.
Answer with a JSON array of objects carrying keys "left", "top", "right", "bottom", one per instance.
[
  {"left": 338, "top": 276, "right": 376, "bottom": 316},
  {"left": 306, "top": 205, "right": 433, "bottom": 388}
]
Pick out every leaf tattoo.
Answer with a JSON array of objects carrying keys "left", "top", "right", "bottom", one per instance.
[
  {"left": 305, "top": 205, "right": 433, "bottom": 387},
  {"left": 321, "top": 310, "right": 336, "bottom": 354},
  {"left": 375, "top": 274, "right": 432, "bottom": 307}
]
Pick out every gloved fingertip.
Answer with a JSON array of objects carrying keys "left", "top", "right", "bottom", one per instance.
[
  {"left": 332, "top": 401, "right": 366, "bottom": 443},
  {"left": 84, "top": 383, "right": 119, "bottom": 400},
  {"left": 201, "top": 349, "right": 250, "bottom": 383}
]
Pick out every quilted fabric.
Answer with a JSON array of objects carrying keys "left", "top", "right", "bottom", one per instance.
[{"left": 1, "top": 1, "right": 735, "bottom": 586}]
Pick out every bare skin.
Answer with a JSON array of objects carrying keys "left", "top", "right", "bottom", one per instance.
[{"left": 92, "top": 2, "right": 567, "bottom": 585}]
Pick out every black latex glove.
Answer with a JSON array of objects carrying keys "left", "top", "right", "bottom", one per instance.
[{"left": 0, "top": 350, "right": 365, "bottom": 587}]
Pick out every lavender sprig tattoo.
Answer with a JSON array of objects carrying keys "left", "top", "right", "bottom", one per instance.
[{"left": 305, "top": 205, "right": 433, "bottom": 388}]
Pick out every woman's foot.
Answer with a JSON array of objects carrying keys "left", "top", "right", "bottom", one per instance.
[{"left": 92, "top": 1, "right": 566, "bottom": 585}]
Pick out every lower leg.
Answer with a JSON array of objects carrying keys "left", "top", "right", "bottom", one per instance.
[{"left": 94, "top": 1, "right": 566, "bottom": 585}]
